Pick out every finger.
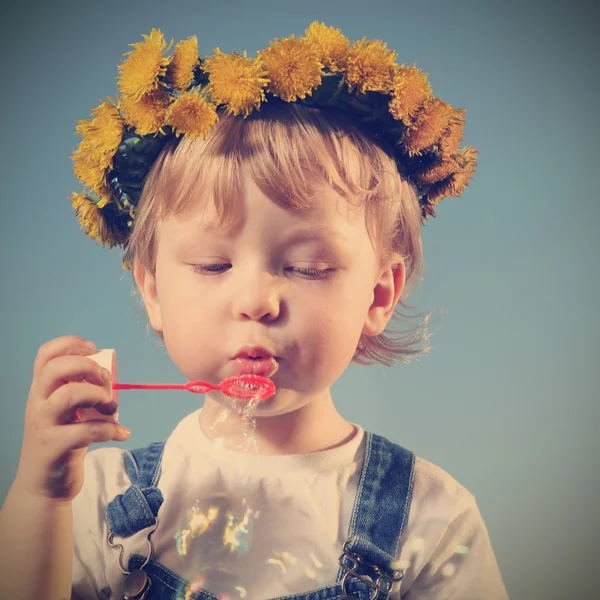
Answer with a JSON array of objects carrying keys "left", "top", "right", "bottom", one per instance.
[
  {"left": 36, "top": 355, "right": 109, "bottom": 402},
  {"left": 32, "top": 336, "right": 97, "bottom": 383},
  {"left": 45, "top": 381, "right": 116, "bottom": 426},
  {"left": 50, "top": 420, "right": 131, "bottom": 452}
]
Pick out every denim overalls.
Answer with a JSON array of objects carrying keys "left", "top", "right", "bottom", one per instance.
[{"left": 105, "top": 432, "right": 415, "bottom": 600}]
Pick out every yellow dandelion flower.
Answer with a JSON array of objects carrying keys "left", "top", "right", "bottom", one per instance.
[
  {"left": 95, "top": 187, "right": 113, "bottom": 209},
  {"left": 71, "top": 141, "right": 114, "bottom": 196},
  {"left": 413, "top": 156, "right": 461, "bottom": 186},
  {"left": 427, "top": 177, "right": 454, "bottom": 205},
  {"left": 75, "top": 98, "right": 124, "bottom": 170},
  {"left": 402, "top": 97, "right": 455, "bottom": 156},
  {"left": 257, "top": 35, "right": 324, "bottom": 102},
  {"left": 304, "top": 21, "right": 350, "bottom": 73},
  {"left": 70, "top": 192, "right": 120, "bottom": 248},
  {"left": 389, "top": 65, "right": 433, "bottom": 125},
  {"left": 165, "top": 93, "right": 218, "bottom": 138},
  {"left": 345, "top": 38, "right": 398, "bottom": 95},
  {"left": 201, "top": 48, "right": 269, "bottom": 117},
  {"left": 437, "top": 107, "right": 467, "bottom": 159},
  {"left": 427, "top": 146, "right": 478, "bottom": 204},
  {"left": 167, "top": 36, "right": 200, "bottom": 92},
  {"left": 117, "top": 29, "right": 173, "bottom": 101},
  {"left": 121, "top": 89, "right": 172, "bottom": 135},
  {"left": 72, "top": 144, "right": 104, "bottom": 191}
]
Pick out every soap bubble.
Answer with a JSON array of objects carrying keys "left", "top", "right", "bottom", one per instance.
[
  {"left": 173, "top": 377, "right": 269, "bottom": 598},
  {"left": 264, "top": 539, "right": 328, "bottom": 592},
  {"left": 174, "top": 492, "right": 257, "bottom": 560}
]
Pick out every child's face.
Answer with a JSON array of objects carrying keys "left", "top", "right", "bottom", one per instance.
[{"left": 135, "top": 163, "right": 404, "bottom": 417}]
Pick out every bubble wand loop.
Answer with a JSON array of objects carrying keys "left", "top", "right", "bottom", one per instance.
[{"left": 113, "top": 374, "right": 276, "bottom": 401}]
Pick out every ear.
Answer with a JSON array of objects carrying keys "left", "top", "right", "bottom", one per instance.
[
  {"left": 133, "top": 259, "right": 163, "bottom": 333},
  {"left": 362, "top": 258, "right": 406, "bottom": 337}
]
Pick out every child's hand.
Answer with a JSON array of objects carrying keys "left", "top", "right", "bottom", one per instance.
[{"left": 13, "top": 335, "right": 130, "bottom": 501}]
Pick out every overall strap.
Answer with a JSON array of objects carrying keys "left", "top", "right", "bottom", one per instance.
[
  {"left": 338, "top": 432, "right": 416, "bottom": 584},
  {"left": 105, "top": 441, "right": 166, "bottom": 537}
]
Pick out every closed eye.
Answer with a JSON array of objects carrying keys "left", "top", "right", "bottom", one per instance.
[{"left": 191, "top": 264, "right": 333, "bottom": 279}]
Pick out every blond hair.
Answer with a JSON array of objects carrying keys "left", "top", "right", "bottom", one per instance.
[{"left": 124, "top": 100, "right": 430, "bottom": 366}]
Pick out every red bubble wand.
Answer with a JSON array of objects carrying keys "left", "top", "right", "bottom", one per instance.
[{"left": 112, "top": 374, "right": 276, "bottom": 401}]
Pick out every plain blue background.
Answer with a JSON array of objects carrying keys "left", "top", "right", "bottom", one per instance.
[{"left": 1, "top": 1, "right": 597, "bottom": 599}]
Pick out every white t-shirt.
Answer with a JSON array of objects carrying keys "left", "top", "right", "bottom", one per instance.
[{"left": 72, "top": 409, "right": 509, "bottom": 599}]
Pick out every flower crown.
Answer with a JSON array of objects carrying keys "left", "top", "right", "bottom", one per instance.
[{"left": 70, "top": 22, "right": 478, "bottom": 267}]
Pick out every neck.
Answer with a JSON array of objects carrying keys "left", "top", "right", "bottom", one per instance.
[{"left": 199, "top": 391, "right": 356, "bottom": 456}]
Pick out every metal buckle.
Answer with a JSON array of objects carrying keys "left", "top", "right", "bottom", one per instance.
[
  {"left": 108, "top": 520, "right": 158, "bottom": 575},
  {"left": 339, "top": 549, "right": 404, "bottom": 600}
]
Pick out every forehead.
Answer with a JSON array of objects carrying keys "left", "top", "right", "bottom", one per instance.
[{"left": 164, "top": 167, "right": 367, "bottom": 241}]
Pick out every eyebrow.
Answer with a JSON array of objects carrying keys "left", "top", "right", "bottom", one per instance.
[
  {"left": 201, "top": 224, "right": 347, "bottom": 245},
  {"left": 283, "top": 226, "right": 347, "bottom": 245}
]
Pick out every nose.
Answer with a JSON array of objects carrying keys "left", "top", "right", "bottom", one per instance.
[{"left": 233, "top": 273, "right": 281, "bottom": 322}]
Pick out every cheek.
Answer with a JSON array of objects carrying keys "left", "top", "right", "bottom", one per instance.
[
  {"left": 302, "top": 303, "right": 361, "bottom": 363},
  {"left": 161, "top": 295, "right": 219, "bottom": 347},
  {"left": 160, "top": 312, "right": 221, "bottom": 382},
  {"left": 302, "top": 320, "right": 360, "bottom": 388}
]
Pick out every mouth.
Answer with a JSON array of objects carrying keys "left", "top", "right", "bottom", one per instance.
[
  {"left": 232, "top": 346, "right": 276, "bottom": 360},
  {"left": 231, "top": 356, "right": 279, "bottom": 377}
]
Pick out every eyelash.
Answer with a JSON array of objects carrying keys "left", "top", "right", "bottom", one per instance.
[{"left": 191, "top": 264, "right": 333, "bottom": 279}]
